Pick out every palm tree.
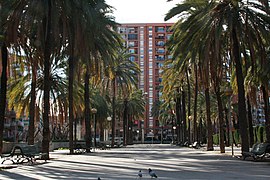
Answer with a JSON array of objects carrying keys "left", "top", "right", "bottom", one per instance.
[
  {"left": 0, "top": 43, "right": 8, "bottom": 154},
  {"left": 83, "top": 11, "right": 121, "bottom": 151},
  {"left": 106, "top": 48, "right": 140, "bottom": 146},
  {"left": 165, "top": 0, "right": 270, "bottom": 153},
  {"left": 123, "top": 90, "right": 145, "bottom": 145},
  {"left": 0, "top": 1, "right": 13, "bottom": 154}
]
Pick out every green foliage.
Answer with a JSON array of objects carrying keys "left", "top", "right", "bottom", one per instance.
[
  {"left": 213, "top": 131, "right": 241, "bottom": 145},
  {"left": 213, "top": 134, "right": 219, "bottom": 145},
  {"left": 257, "top": 126, "right": 266, "bottom": 143}
]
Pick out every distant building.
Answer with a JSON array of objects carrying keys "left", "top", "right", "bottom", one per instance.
[{"left": 118, "top": 23, "right": 173, "bottom": 135}]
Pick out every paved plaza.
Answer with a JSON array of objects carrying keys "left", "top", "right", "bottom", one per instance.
[{"left": 0, "top": 144, "right": 270, "bottom": 180}]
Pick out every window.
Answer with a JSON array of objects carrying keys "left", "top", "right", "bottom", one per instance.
[
  {"left": 119, "top": 27, "right": 126, "bottom": 33},
  {"left": 128, "top": 41, "right": 135, "bottom": 47},
  {"left": 128, "top": 27, "right": 137, "bottom": 33},
  {"left": 129, "top": 56, "right": 135, "bottom": 61},
  {"left": 129, "top": 49, "right": 135, "bottom": 53},
  {"left": 168, "top": 55, "right": 173, "bottom": 59},
  {"left": 128, "top": 34, "right": 138, "bottom": 40},
  {"left": 157, "top": 41, "right": 164, "bottom": 46},
  {"left": 156, "top": 27, "right": 165, "bottom": 32}
]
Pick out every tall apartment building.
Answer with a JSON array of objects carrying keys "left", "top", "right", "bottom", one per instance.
[{"left": 118, "top": 23, "right": 173, "bottom": 136}]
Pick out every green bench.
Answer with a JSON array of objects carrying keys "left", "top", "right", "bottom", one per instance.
[
  {"left": 242, "top": 143, "right": 270, "bottom": 161},
  {"left": 1, "top": 145, "right": 48, "bottom": 164}
]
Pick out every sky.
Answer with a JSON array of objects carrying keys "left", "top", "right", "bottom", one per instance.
[{"left": 105, "top": 0, "right": 180, "bottom": 23}]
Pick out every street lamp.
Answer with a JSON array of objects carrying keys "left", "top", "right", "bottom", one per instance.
[
  {"left": 136, "top": 129, "right": 140, "bottom": 141},
  {"left": 172, "top": 126, "right": 176, "bottom": 144},
  {"left": 107, "top": 116, "right": 112, "bottom": 142},
  {"left": 224, "top": 87, "right": 233, "bottom": 156},
  {"left": 141, "top": 120, "right": 145, "bottom": 144},
  {"left": 188, "top": 115, "right": 192, "bottom": 144},
  {"left": 143, "top": 92, "right": 148, "bottom": 144},
  {"left": 91, "top": 108, "right": 97, "bottom": 150}
]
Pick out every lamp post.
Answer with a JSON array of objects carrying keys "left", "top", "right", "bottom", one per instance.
[
  {"left": 225, "top": 87, "right": 233, "bottom": 156},
  {"left": 91, "top": 108, "right": 97, "bottom": 150},
  {"left": 143, "top": 92, "right": 148, "bottom": 144},
  {"left": 172, "top": 126, "right": 176, "bottom": 144},
  {"left": 107, "top": 116, "right": 112, "bottom": 142},
  {"left": 141, "top": 120, "right": 144, "bottom": 144},
  {"left": 136, "top": 129, "right": 140, "bottom": 141},
  {"left": 188, "top": 115, "right": 192, "bottom": 144}
]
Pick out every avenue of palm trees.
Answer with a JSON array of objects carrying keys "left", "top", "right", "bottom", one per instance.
[{"left": 0, "top": 0, "right": 270, "bottom": 159}]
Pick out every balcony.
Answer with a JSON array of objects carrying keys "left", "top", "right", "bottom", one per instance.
[
  {"left": 155, "top": 41, "right": 165, "bottom": 47},
  {"left": 166, "top": 26, "right": 173, "bottom": 32},
  {"left": 155, "top": 56, "right": 165, "bottom": 61},
  {"left": 129, "top": 49, "right": 138, "bottom": 54},
  {"left": 155, "top": 35, "right": 165, "bottom": 40},
  {"left": 128, "top": 27, "right": 138, "bottom": 33},
  {"left": 156, "top": 49, "right": 165, "bottom": 54},
  {"left": 155, "top": 27, "right": 165, "bottom": 33},
  {"left": 128, "top": 41, "right": 138, "bottom": 47},
  {"left": 128, "top": 34, "right": 138, "bottom": 40}
]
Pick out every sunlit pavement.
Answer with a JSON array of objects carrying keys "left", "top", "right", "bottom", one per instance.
[{"left": 0, "top": 144, "right": 270, "bottom": 180}]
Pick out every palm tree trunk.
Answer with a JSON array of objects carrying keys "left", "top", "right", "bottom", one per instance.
[
  {"left": 232, "top": 27, "right": 249, "bottom": 152},
  {"left": 42, "top": 0, "right": 52, "bottom": 159},
  {"left": 84, "top": 71, "right": 91, "bottom": 152},
  {"left": 186, "top": 69, "right": 191, "bottom": 144},
  {"left": 68, "top": 55, "right": 74, "bottom": 154},
  {"left": 193, "top": 64, "right": 198, "bottom": 142},
  {"left": 182, "top": 90, "right": 187, "bottom": 143},
  {"left": 0, "top": 44, "right": 8, "bottom": 154},
  {"left": 247, "top": 97, "right": 254, "bottom": 146},
  {"left": 205, "top": 87, "right": 214, "bottom": 151},
  {"left": 28, "top": 58, "right": 37, "bottom": 145},
  {"left": 175, "top": 95, "right": 181, "bottom": 143},
  {"left": 215, "top": 87, "right": 225, "bottom": 153},
  {"left": 123, "top": 98, "right": 128, "bottom": 146},
  {"left": 111, "top": 79, "right": 116, "bottom": 147},
  {"left": 261, "top": 85, "right": 270, "bottom": 142}
]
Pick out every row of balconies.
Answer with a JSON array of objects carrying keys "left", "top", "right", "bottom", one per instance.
[
  {"left": 120, "top": 27, "right": 172, "bottom": 34},
  {"left": 154, "top": 26, "right": 173, "bottom": 33}
]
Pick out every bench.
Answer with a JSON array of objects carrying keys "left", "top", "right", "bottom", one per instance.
[
  {"left": 74, "top": 144, "right": 87, "bottom": 154},
  {"left": 189, "top": 141, "right": 199, "bottom": 149},
  {"left": 242, "top": 143, "right": 270, "bottom": 161},
  {"left": 1, "top": 145, "right": 48, "bottom": 164}
]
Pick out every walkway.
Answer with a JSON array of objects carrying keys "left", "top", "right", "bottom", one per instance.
[{"left": 0, "top": 144, "right": 269, "bottom": 179}]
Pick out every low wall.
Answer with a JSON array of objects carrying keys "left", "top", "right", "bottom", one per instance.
[
  {"left": 50, "top": 141, "right": 69, "bottom": 151},
  {"left": 2, "top": 142, "right": 15, "bottom": 153},
  {"left": 2, "top": 142, "right": 29, "bottom": 153},
  {"left": 2, "top": 141, "right": 85, "bottom": 153}
]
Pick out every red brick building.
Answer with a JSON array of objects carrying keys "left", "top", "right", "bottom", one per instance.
[{"left": 118, "top": 23, "right": 173, "bottom": 137}]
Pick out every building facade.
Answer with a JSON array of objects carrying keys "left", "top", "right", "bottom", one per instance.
[{"left": 118, "top": 23, "right": 173, "bottom": 137}]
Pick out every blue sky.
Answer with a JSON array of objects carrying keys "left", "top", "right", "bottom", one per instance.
[{"left": 106, "top": 0, "right": 180, "bottom": 23}]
